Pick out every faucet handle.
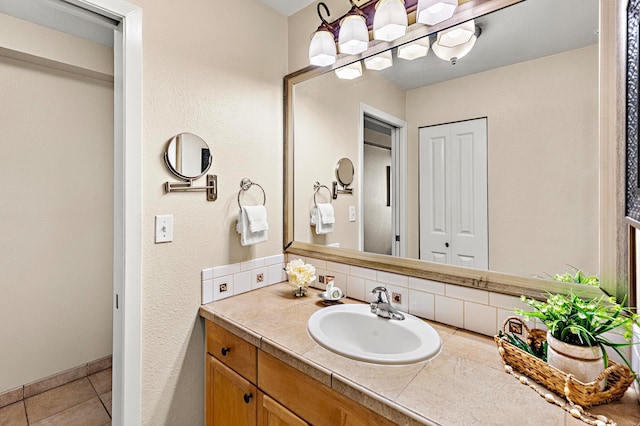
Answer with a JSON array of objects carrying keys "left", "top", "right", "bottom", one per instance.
[{"left": 370, "top": 286, "right": 390, "bottom": 304}]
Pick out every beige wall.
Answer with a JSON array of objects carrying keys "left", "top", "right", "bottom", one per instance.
[
  {"left": 406, "top": 44, "right": 599, "bottom": 276},
  {"left": 0, "top": 14, "right": 114, "bottom": 392},
  {"left": 137, "top": 0, "right": 287, "bottom": 423},
  {"left": 294, "top": 70, "right": 405, "bottom": 249}
]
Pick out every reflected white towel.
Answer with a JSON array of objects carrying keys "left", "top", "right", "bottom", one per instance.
[
  {"left": 310, "top": 203, "right": 334, "bottom": 234},
  {"left": 236, "top": 205, "right": 268, "bottom": 246}
]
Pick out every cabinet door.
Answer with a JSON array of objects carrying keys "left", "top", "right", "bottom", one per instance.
[
  {"left": 207, "top": 355, "right": 257, "bottom": 426},
  {"left": 257, "top": 391, "right": 308, "bottom": 426}
]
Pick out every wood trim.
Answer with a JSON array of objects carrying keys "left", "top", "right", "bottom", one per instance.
[
  {"left": 600, "top": 0, "right": 630, "bottom": 301},
  {"left": 629, "top": 225, "right": 638, "bottom": 308},
  {"left": 284, "top": 0, "right": 621, "bottom": 302}
]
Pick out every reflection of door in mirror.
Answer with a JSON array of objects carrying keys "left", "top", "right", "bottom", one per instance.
[
  {"left": 419, "top": 118, "right": 488, "bottom": 269},
  {"left": 361, "top": 107, "right": 407, "bottom": 257},
  {"left": 363, "top": 116, "right": 393, "bottom": 256}
]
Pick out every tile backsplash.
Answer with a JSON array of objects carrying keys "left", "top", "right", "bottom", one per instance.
[
  {"left": 201, "top": 254, "right": 286, "bottom": 304},
  {"left": 203, "top": 254, "right": 542, "bottom": 338}
]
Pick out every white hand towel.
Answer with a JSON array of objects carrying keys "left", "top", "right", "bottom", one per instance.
[
  {"left": 312, "top": 203, "right": 334, "bottom": 234},
  {"left": 317, "top": 203, "right": 335, "bottom": 224},
  {"left": 236, "top": 205, "right": 268, "bottom": 246}
]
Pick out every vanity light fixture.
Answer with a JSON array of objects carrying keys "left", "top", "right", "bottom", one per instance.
[
  {"left": 373, "top": 0, "right": 408, "bottom": 42},
  {"left": 364, "top": 50, "right": 393, "bottom": 70},
  {"left": 397, "top": 37, "right": 430, "bottom": 60},
  {"left": 335, "top": 61, "right": 363, "bottom": 79},
  {"left": 438, "top": 19, "right": 474, "bottom": 47},
  {"left": 416, "top": 0, "right": 458, "bottom": 26},
  {"left": 309, "top": 2, "right": 337, "bottom": 67},
  {"left": 338, "top": 0, "right": 369, "bottom": 55},
  {"left": 432, "top": 20, "right": 479, "bottom": 65}
]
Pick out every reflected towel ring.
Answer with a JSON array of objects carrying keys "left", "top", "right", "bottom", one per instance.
[
  {"left": 313, "top": 181, "right": 332, "bottom": 206},
  {"left": 238, "top": 178, "right": 266, "bottom": 208}
]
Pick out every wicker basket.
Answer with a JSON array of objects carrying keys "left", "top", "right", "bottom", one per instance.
[{"left": 494, "top": 316, "right": 635, "bottom": 407}]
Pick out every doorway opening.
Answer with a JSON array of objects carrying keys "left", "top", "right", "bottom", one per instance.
[
  {"left": 360, "top": 104, "right": 407, "bottom": 257},
  {"left": 0, "top": 1, "right": 143, "bottom": 424}
]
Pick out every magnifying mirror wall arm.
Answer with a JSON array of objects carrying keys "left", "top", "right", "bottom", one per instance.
[
  {"left": 165, "top": 175, "right": 218, "bottom": 201},
  {"left": 332, "top": 180, "right": 354, "bottom": 199}
]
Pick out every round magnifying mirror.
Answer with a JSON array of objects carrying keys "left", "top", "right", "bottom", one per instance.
[
  {"left": 335, "top": 158, "right": 354, "bottom": 188},
  {"left": 164, "top": 133, "right": 212, "bottom": 180}
]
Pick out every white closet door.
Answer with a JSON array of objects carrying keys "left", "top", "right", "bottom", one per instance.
[
  {"left": 419, "top": 124, "right": 451, "bottom": 264},
  {"left": 419, "top": 118, "right": 488, "bottom": 269}
]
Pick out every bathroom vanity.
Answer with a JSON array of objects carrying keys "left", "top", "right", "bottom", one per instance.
[{"left": 199, "top": 283, "right": 640, "bottom": 426}]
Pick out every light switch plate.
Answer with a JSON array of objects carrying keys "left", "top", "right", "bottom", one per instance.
[
  {"left": 155, "top": 215, "right": 173, "bottom": 243},
  {"left": 349, "top": 206, "right": 356, "bottom": 222}
]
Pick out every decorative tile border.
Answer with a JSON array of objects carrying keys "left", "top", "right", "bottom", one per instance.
[
  {"left": 203, "top": 252, "right": 639, "bottom": 361},
  {"left": 0, "top": 355, "right": 112, "bottom": 409},
  {"left": 288, "top": 254, "right": 535, "bottom": 339},
  {"left": 201, "top": 254, "right": 286, "bottom": 304}
]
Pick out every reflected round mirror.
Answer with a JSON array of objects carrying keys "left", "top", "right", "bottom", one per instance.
[
  {"left": 335, "top": 158, "right": 354, "bottom": 187},
  {"left": 164, "top": 133, "right": 212, "bottom": 180}
]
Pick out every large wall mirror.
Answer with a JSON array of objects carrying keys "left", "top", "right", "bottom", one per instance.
[{"left": 285, "top": 0, "right": 625, "bottom": 300}]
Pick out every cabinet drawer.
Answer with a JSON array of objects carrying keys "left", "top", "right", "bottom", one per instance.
[
  {"left": 258, "top": 351, "right": 395, "bottom": 426},
  {"left": 207, "top": 321, "right": 257, "bottom": 384}
]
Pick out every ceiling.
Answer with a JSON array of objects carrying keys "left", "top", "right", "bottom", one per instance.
[
  {"left": 262, "top": 0, "right": 315, "bottom": 16},
  {"left": 0, "top": 0, "right": 116, "bottom": 46},
  {"left": 377, "top": 0, "right": 599, "bottom": 90}
]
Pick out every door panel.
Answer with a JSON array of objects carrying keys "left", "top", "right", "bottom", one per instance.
[
  {"left": 419, "top": 126, "right": 451, "bottom": 261},
  {"left": 420, "top": 119, "right": 488, "bottom": 269}
]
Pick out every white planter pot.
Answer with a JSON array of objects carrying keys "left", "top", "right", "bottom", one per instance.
[{"left": 546, "top": 332, "right": 605, "bottom": 388}]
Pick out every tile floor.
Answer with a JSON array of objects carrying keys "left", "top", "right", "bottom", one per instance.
[{"left": 0, "top": 368, "right": 111, "bottom": 426}]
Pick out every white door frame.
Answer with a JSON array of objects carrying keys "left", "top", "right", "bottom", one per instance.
[
  {"left": 359, "top": 103, "right": 407, "bottom": 257},
  {"left": 59, "top": 1, "right": 142, "bottom": 424}
]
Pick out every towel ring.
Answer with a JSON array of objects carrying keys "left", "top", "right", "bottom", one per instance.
[
  {"left": 313, "top": 181, "right": 332, "bottom": 207},
  {"left": 237, "top": 178, "right": 266, "bottom": 208}
]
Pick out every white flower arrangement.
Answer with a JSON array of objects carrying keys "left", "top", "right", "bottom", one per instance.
[{"left": 284, "top": 259, "right": 316, "bottom": 288}]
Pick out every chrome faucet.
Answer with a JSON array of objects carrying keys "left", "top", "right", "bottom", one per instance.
[{"left": 370, "top": 286, "right": 405, "bottom": 320}]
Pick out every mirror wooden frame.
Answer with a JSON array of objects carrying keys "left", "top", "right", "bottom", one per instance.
[
  {"left": 627, "top": 0, "right": 640, "bottom": 307},
  {"left": 284, "top": 0, "right": 625, "bottom": 300}
]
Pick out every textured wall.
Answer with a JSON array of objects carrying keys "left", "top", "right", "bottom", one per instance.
[
  {"left": 136, "top": 0, "right": 287, "bottom": 423},
  {"left": 293, "top": 70, "right": 405, "bottom": 249}
]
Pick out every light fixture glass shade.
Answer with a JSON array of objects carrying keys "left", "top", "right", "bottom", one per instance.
[
  {"left": 438, "top": 19, "right": 474, "bottom": 47},
  {"left": 335, "top": 61, "right": 363, "bottom": 79},
  {"left": 309, "top": 29, "right": 337, "bottom": 66},
  {"left": 416, "top": 0, "right": 458, "bottom": 26},
  {"left": 397, "top": 37, "right": 430, "bottom": 60},
  {"left": 373, "top": 0, "right": 408, "bottom": 42},
  {"left": 432, "top": 22, "right": 477, "bottom": 65},
  {"left": 364, "top": 50, "right": 393, "bottom": 70},
  {"left": 338, "top": 14, "right": 369, "bottom": 55}
]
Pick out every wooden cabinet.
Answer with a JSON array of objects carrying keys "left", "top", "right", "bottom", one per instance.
[
  {"left": 206, "top": 320, "right": 394, "bottom": 426},
  {"left": 258, "top": 351, "right": 395, "bottom": 426},
  {"left": 207, "top": 355, "right": 256, "bottom": 426},
  {"left": 206, "top": 321, "right": 257, "bottom": 383},
  {"left": 257, "top": 392, "right": 308, "bottom": 426}
]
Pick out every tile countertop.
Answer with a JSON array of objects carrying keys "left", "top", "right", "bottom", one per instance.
[{"left": 199, "top": 283, "right": 640, "bottom": 426}]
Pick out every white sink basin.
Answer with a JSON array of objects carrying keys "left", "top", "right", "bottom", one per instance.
[{"left": 307, "top": 304, "right": 442, "bottom": 365}]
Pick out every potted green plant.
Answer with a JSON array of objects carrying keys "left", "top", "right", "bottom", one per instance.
[
  {"left": 550, "top": 266, "right": 599, "bottom": 287},
  {"left": 516, "top": 291, "right": 639, "bottom": 388}
]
